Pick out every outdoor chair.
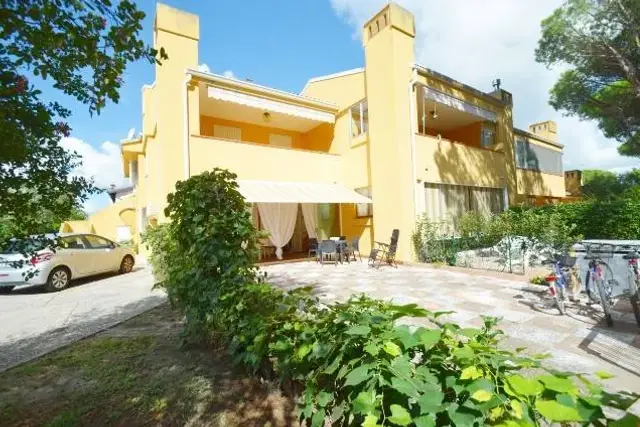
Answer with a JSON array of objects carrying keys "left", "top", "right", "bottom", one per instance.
[
  {"left": 368, "top": 229, "right": 399, "bottom": 269},
  {"left": 346, "top": 237, "right": 362, "bottom": 262},
  {"left": 337, "top": 238, "right": 349, "bottom": 264},
  {"left": 319, "top": 240, "right": 338, "bottom": 266},
  {"left": 308, "top": 238, "right": 319, "bottom": 261}
]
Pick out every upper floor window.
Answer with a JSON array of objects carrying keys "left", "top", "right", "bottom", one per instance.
[
  {"left": 480, "top": 122, "right": 495, "bottom": 149},
  {"left": 350, "top": 100, "right": 368, "bottom": 138},
  {"left": 515, "top": 138, "right": 563, "bottom": 175}
]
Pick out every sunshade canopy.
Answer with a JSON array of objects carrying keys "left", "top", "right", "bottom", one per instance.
[
  {"left": 423, "top": 86, "right": 497, "bottom": 122},
  {"left": 237, "top": 180, "right": 373, "bottom": 204}
]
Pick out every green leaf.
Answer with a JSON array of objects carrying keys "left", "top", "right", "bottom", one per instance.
[
  {"left": 383, "top": 341, "right": 402, "bottom": 357},
  {"left": 362, "top": 413, "right": 383, "bottom": 427},
  {"left": 471, "top": 389, "right": 492, "bottom": 402},
  {"left": 505, "top": 375, "right": 544, "bottom": 396},
  {"left": 416, "top": 328, "right": 441, "bottom": 350},
  {"left": 460, "top": 328, "right": 482, "bottom": 338},
  {"left": 388, "top": 404, "right": 412, "bottom": 426},
  {"left": 535, "top": 399, "right": 583, "bottom": 422},
  {"left": 447, "top": 403, "right": 480, "bottom": 426},
  {"left": 296, "top": 344, "right": 312, "bottom": 360},
  {"left": 344, "top": 365, "right": 369, "bottom": 386},
  {"left": 346, "top": 325, "right": 371, "bottom": 336},
  {"left": 311, "top": 408, "right": 326, "bottom": 427},
  {"left": 417, "top": 390, "right": 445, "bottom": 414},
  {"left": 324, "top": 355, "right": 342, "bottom": 375},
  {"left": 414, "top": 414, "right": 436, "bottom": 427},
  {"left": 317, "top": 391, "right": 333, "bottom": 408},
  {"left": 595, "top": 370, "right": 615, "bottom": 379},
  {"left": 433, "top": 310, "right": 455, "bottom": 318},
  {"left": 536, "top": 375, "right": 578, "bottom": 394},
  {"left": 391, "top": 377, "right": 421, "bottom": 399},
  {"left": 460, "top": 366, "right": 482, "bottom": 380},
  {"left": 610, "top": 414, "right": 640, "bottom": 427},
  {"left": 453, "top": 345, "right": 474, "bottom": 360},
  {"left": 364, "top": 342, "right": 380, "bottom": 356},
  {"left": 393, "top": 325, "right": 420, "bottom": 349},
  {"left": 352, "top": 390, "right": 377, "bottom": 415},
  {"left": 390, "top": 356, "right": 413, "bottom": 378}
]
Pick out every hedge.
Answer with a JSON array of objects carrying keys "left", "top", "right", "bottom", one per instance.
[{"left": 144, "top": 168, "right": 639, "bottom": 427}]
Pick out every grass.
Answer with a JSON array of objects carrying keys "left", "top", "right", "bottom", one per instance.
[{"left": 0, "top": 304, "right": 297, "bottom": 427}]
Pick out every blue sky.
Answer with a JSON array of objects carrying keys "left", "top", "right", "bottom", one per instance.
[{"left": 54, "top": 0, "right": 638, "bottom": 213}]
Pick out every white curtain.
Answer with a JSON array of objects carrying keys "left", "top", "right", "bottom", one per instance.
[
  {"left": 301, "top": 203, "right": 318, "bottom": 239},
  {"left": 257, "top": 203, "right": 298, "bottom": 259}
]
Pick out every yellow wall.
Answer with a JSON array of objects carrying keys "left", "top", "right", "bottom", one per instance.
[
  {"left": 302, "top": 71, "right": 366, "bottom": 110},
  {"left": 516, "top": 169, "right": 566, "bottom": 198},
  {"left": 364, "top": 3, "right": 417, "bottom": 261},
  {"left": 189, "top": 135, "right": 342, "bottom": 182},
  {"left": 415, "top": 134, "right": 507, "bottom": 188},
  {"left": 60, "top": 197, "right": 137, "bottom": 243}
]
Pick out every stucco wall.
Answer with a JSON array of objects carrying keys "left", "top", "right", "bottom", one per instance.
[
  {"left": 189, "top": 135, "right": 342, "bottom": 183},
  {"left": 516, "top": 169, "right": 566, "bottom": 198},
  {"left": 301, "top": 71, "right": 366, "bottom": 109},
  {"left": 415, "top": 134, "right": 507, "bottom": 189}
]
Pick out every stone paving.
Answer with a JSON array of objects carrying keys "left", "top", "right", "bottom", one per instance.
[
  {"left": 0, "top": 266, "right": 165, "bottom": 372},
  {"left": 263, "top": 261, "right": 640, "bottom": 394}
]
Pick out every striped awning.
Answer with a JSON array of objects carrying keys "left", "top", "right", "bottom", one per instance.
[
  {"left": 208, "top": 87, "right": 335, "bottom": 124},
  {"left": 423, "top": 87, "right": 497, "bottom": 122},
  {"left": 237, "top": 180, "right": 372, "bottom": 204}
]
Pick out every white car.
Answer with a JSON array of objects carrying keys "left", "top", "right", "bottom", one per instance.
[{"left": 0, "top": 233, "right": 135, "bottom": 293}]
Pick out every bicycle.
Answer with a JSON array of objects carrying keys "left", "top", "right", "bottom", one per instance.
[
  {"left": 583, "top": 243, "right": 619, "bottom": 327},
  {"left": 541, "top": 255, "right": 577, "bottom": 315},
  {"left": 622, "top": 248, "right": 640, "bottom": 327}
]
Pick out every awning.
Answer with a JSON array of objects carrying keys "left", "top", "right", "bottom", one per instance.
[
  {"left": 423, "top": 87, "right": 497, "bottom": 122},
  {"left": 237, "top": 180, "right": 373, "bottom": 204},
  {"left": 208, "top": 86, "right": 335, "bottom": 124}
]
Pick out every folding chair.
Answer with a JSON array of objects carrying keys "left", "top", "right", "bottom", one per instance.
[
  {"left": 319, "top": 240, "right": 338, "bottom": 266},
  {"left": 368, "top": 229, "right": 399, "bottom": 269}
]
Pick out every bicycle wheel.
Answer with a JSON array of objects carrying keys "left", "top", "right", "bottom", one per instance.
[
  {"left": 556, "top": 286, "right": 566, "bottom": 315},
  {"left": 595, "top": 274, "right": 614, "bottom": 327}
]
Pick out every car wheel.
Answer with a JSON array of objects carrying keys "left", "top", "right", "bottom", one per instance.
[
  {"left": 0, "top": 286, "right": 14, "bottom": 294},
  {"left": 119, "top": 255, "right": 135, "bottom": 274},
  {"left": 45, "top": 267, "right": 70, "bottom": 292}
]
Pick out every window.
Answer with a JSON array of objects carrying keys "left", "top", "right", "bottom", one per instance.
[
  {"left": 423, "top": 183, "right": 503, "bottom": 221},
  {"left": 213, "top": 124, "right": 241, "bottom": 140},
  {"left": 480, "top": 122, "right": 495, "bottom": 148},
  {"left": 83, "top": 235, "right": 114, "bottom": 249},
  {"left": 350, "top": 100, "right": 368, "bottom": 139},
  {"left": 60, "top": 236, "right": 85, "bottom": 249},
  {"left": 515, "top": 138, "right": 563, "bottom": 175},
  {"left": 355, "top": 187, "right": 373, "bottom": 217},
  {"left": 269, "top": 133, "right": 292, "bottom": 147}
]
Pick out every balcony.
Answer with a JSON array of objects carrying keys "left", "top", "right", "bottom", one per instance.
[
  {"left": 189, "top": 135, "right": 342, "bottom": 183},
  {"left": 415, "top": 134, "right": 507, "bottom": 188}
]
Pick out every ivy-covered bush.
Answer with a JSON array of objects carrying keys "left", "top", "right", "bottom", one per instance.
[{"left": 146, "top": 168, "right": 638, "bottom": 426}]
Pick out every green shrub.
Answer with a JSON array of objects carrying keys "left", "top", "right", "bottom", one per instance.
[
  {"left": 529, "top": 276, "right": 548, "bottom": 286},
  {"left": 146, "top": 169, "right": 637, "bottom": 426}
]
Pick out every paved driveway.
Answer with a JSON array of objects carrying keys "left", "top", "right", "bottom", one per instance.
[
  {"left": 0, "top": 266, "right": 165, "bottom": 372},
  {"left": 264, "top": 261, "right": 640, "bottom": 394}
]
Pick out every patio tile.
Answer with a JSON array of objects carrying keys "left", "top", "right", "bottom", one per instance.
[{"left": 260, "top": 261, "right": 640, "bottom": 394}]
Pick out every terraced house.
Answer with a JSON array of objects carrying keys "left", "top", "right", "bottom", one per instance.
[{"left": 70, "top": 2, "right": 567, "bottom": 262}]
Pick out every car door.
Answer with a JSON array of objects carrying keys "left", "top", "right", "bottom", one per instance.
[
  {"left": 59, "top": 235, "right": 93, "bottom": 277},
  {"left": 81, "top": 235, "right": 121, "bottom": 274}
]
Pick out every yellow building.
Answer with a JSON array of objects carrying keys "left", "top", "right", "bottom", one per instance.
[{"left": 74, "top": 2, "right": 568, "bottom": 262}]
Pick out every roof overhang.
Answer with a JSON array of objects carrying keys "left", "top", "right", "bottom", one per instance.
[
  {"left": 121, "top": 137, "right": 144, "bottom": 177},
  {"left": 237, "top": 180, "right": 373, "bottom": 204}
]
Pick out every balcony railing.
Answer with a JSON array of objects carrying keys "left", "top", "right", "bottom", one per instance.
[
  {"left": 189, "top": 135, "right": 342, "bottom": 183},
  {"left": 415, "top": 134, "right": 507, "bottom": 188}
]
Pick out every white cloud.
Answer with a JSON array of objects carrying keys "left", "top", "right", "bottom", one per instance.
[
  {"left": 330, "top": 0, "right": 639, "bottom": 172},
  {"left": 60, "top": 136, "right": 129, "bottom": 192},
  {"left": 222, "top": 69, "right": 236, "bottom": 79},
  {"left": 196, "top": 63, "right": 211, "bottom": 73}
]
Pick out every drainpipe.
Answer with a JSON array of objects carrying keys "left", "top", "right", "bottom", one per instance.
[
  {"left": 409, "top": 67, "right": 419, "bottom": 218},
  {"left": 183, "top": 72, "right": 192, "bottom": 180}
]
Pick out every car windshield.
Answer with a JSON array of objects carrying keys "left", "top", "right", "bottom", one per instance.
[{"left": 1, "top": 238, "right": 50, "bottom": 254}]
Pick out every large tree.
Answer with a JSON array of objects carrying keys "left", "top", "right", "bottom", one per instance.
[
  {"left": 535, "top": 0, "right": 640, "bottom": 156},
  {"left": 0, "top": 0, "right": 166, "bottom": 241}
]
